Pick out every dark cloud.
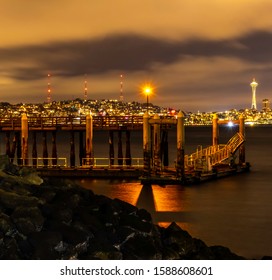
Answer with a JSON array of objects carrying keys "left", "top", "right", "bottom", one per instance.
[{"left": 1, "top": 30, "right": 272, "bottom": 81}]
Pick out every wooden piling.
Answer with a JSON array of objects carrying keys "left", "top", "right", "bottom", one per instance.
[
  {"left": 86, "top": 114, "right": 93, "bottom": 165},
  {"left": 125, "top": 130, "right": 132, "bottom": 166},
  {"left": 16, "top": 131, "right": 22, "bottom": 165},
  {"left": 79, "top": 131, "right": 84, "bottom": 166},
  {"left": 118, "top": 131, "right": 123, "bottom": 166},
  {"left": 177, "top": 111, "right": 185, "bottom": 179},
  {"left": 143, "top": 111, "right": 150, "bottom": 176},
  {"left": 161, "top": 130, "right": 169, "bottom": 168},
  {"left": 42, "top": 131, "right": 48, "bottom": 166},
  {"left": 52, "top": 131, "right": 57, "bottom": 166},
  {"left": 32, "top": 131, "right": 37, "bottom": 167},
  {"left": 239, "top": 115, "right": 245, "bottom": 164},
  {"left": 70, "top": 131, "right": 75, "bottom": 167},
  {"left": 5, "top": 131, "right": 11, "bottom": 158},
  {"left": 10, "top": 134, "right": 16, "bottom": 163},
  {"left": 153, "top": 114, "right": 161, "bottom": 174},
  {"left": 212, "top": 113, "right": 219, "bottom": 146},
  {"left": 21, "top": 113, "right": 28, "bottom": 165},
  {"left": 109, "top": 131, "right": 114, "bottom": 166}
]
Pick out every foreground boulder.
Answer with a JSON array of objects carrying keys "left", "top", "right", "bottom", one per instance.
[
  {"left": 0, "top": 176, "right": 245, "bottom": 260},
  {"left": 0, "top": 155, "right": 43, "bottom": 186}
]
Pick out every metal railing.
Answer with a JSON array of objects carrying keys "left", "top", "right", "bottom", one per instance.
[
  {"left": 9, "top": 157, "right": 144, "bottom": 169},
  {"left": 82, "top": 157, "right": 144, "bottom": 168},
  {"left": 185, "top": 132, "right": 245, "bottom": 170},
  {"left": 10, "top": 157, "right": 67, "bottom": 167},
  {"left": 0, "top": 115, "right": 178, "bottom": 130},
  {"left": 0, "top": 116, "right": 145, "bottom": 129}
]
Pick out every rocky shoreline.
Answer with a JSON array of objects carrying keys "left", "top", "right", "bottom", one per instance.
[{"left": 0, "top": 155, "right": 269, "bottom": 260}]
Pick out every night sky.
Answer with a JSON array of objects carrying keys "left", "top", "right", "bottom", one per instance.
[{"left": 1, "top": 0, "right": 272, "bottom": 112}]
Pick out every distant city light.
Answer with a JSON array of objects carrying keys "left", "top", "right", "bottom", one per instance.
[{"left": 227, "top": 121, "right": 234, "bottom": 127}]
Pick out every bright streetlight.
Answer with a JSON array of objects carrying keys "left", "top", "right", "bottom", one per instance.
[{"left": 143, "top": 85, "right": 153, "bottom": 113}]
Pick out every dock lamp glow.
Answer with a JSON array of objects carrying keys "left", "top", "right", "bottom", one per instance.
[{"left": 143, "top": 86, "right": 152, "bottom": 113}]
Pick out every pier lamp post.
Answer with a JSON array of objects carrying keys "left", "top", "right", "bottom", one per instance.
[{"left": 143, "top": 86, "right": 153, "bottom": 113}]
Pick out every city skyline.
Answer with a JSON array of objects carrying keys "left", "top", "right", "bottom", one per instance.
[{"left": 1, "top": 1, "right": 272, "bottom": 111}]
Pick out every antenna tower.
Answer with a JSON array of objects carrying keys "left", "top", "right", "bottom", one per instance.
[
  {"left": 47, "top": 73, "right": 52, "bottom": 103},
  {"left": 120, "top": 74, "right": 124, "bottom": 102},
  {"left": 84, "top": 75, "right": 88, "bottom": 101}
]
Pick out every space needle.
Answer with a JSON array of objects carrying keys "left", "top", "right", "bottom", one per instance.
[{"left": 250, "top": 78, "right": 258, "bottom": 110}]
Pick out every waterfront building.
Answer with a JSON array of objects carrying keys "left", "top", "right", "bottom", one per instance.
[{"left": 262, "top": 98, "right": 270, "bottom": 112}]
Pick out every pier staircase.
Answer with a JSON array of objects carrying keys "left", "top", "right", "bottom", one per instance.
[{"left": 185, "top": 132, "right": 245, "bottom": 171}]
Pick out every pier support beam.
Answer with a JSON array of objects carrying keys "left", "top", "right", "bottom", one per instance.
[
  {"left": 21, "top": 113, "right": 28, "bottom": 165},
  {"left": 79, "top": 131, "right": 84, "bottom": 166},
  {"left": 212, "top": 113, "right": 219, "bottom": 146},
  {"left": 42, "top": 131, "right": 48, "bottom": 166},
  {"left": 5, "top": 132, "right": 11, "bottom": 158},
  {"left": 10, "top": 134, "right": 17, "bottom": 163},
  {"left": 161, "top": 130, "right": 169, "bottom": 168},
  {"left": 32, "top": 131, "right": 37, "bottom": 167},
  {"left": 16, "top": 131, "right": 21, "bottom": 165},
  {"left": 176, "top": 111, "right": 185, "bottom": 179},
  {"left": 125, "top": 130, "right": 132, "bottom": 166},
  {"left": 143, "top": 112, "right": 151, "bottom": 176},
  {"left": 52, "top": 131, "right": 57, "bottom": 166},
  {"left": 109, "top": 131, "right": 114, "bottom": 166},
  {"left": 153, "top": 114, "right": 161, "bottom": 174},
  {"left": 86, "top": 114, "right": 93, "bottom": 165},
  {"left": 239, "top": 115, "right": 245, "bottom": 164},
  {"left": 118, "top": 131, "right": 123, "bottom": 166},
  {"left": 70, "top": 131, "right": 75, "bottom": 167}
]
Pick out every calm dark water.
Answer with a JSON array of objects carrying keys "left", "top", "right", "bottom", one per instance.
[
  {"left": 79, "top": 125, "right": 272, "bottom": 259},
  {"left": 1, "top": 125, "right": 272, "bottom": 259}
]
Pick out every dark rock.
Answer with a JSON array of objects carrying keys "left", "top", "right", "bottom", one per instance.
[
  {"left": 12, "top": 206, "right": 44, "bottom": 235},
  {"left": 119, "top": 213, "right": 152, "bottom": 233},
  {"left": 162, "top": 246, "right": 181, "bottom": 260},
  {"left": 0, "top": 189, "right": 40, "bottom": 210},
  {"left": 162, "top": 222, "right": 196, "bottom": 258},
  {"left": 0, "top": 155, "right": 19, "bottom": 176},
  {"left": 121, "top": 233, "right": 162, "bottom": 260},
  {"left": 113, "top": 198, "right": 138, "bottom": 214},
  {"left": 185, "top": 238, "right": 214, "bottom": 260},
  {"left": 0, "top": 171, "right": 248, "bottom": 260},
  {"left": 61, "top": 224, "right": 91, "bottom": 246},
  {"left": 0, "top": 213, "right": 17, "bottom": 237},
  {"left": 28, "top": 231, "right": 63, "bottom": 259},
  {"left": 84, "top": 237, "right": 122, "bottom": 260},
  {"left": 16, "top": 236, "right": 33, "bottom": 259},
  {"left": 0, "top": 156, "right": 43, "bottom": 185},
  {"left": 52, "top": 206, "right": 73, "bottom": 224},
  {"left": 210, "top": 245, "right": 245, "bottom": 260},
  {"left": 114, "top": 226, "right": 136, "bottom": 244},
  {"left": 90, "top": 250, "right": 122, "bottom": 260},
  {"left": 0, "top": 236, "right": 21, "bottom": 260},
  {"left": 136, "top": 208, "right": 152, "bottom": 222},
  {"left": 73, "top": 207, "right": 106, "bottom": 233}
]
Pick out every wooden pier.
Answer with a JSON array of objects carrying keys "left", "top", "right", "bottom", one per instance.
[{"left": 0, "top": 113, "right": 250, "bottom": 185}]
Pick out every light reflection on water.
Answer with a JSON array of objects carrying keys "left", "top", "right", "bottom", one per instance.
[
  {"left": 78, "top": 164, "right": 272, "bottom": 260},
  {"left": 79, "top": 178, "right": 208, "bottom": 255},
  {"left": 79, "top": 179, "right": 143, "bottom": 206}
]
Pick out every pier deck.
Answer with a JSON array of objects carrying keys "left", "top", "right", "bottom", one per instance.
[
  {"left": 0, "top": 113, "right": 250, "bottom": 186},
  {"left": 140, "top": 163, "right": 250, "bottom": 186},
  {"left": 36, "top": 166, "right": 142, "bottom": 179},
  {"left": 34, "top": 162, "right": 250, "bottom": 186}
]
